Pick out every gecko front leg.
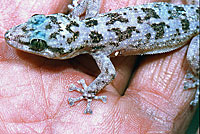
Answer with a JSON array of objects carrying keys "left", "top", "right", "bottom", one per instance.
[
  {"left": 69, "top": 0, "right": 101, "bottom": 19},
  {"left": 68, "top": 52, "right": 116, "bottom": 114}
]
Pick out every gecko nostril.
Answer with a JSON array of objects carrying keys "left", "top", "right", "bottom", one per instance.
[{"left": 4, "top": 31, "right": 10, "bottom": 40}]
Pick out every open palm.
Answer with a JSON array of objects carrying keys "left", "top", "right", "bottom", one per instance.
[{"left": 0, "top": 0, "right": 197, "bottom": 133}]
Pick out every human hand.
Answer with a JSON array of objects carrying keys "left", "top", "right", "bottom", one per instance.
[{"left": 0, "top": 0, "right": 197, "bottom": 133}]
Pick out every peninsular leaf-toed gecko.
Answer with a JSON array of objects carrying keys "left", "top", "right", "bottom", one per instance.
[{"left": 5, "top": 0, "right": 199, "bottom": 114}]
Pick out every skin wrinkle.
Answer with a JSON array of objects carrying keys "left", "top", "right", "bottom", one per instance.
[
  {"left": 38, "top": 69, "right": 50, "bottom": 119},
  {"left": 148, "top": 53, "right": 182, "bottom": 104},
  {"left": 139, "top": 92, "right": 173, "bottom": 119},
  {"left": 168, "top": 59, "right": 183, "bottom": 103},
  {"left": 138, "top": 91, "right": 177, "bottom": 125},
  {"left": 157, "top": 55, "right": 175, "bottom": 90},
  {"left": 40, "top": 69, "right": 71, "bottom": 120},
  {"left": 26, "top": 64, "right": 52, "bottom": 120},
  {"left": 156, "top": 56, "right": 173, "bottom": 92},
  {"left": 168, "top": 49, "right": 188, "bottom": 104},
  {"left": 28, "top": 0, "right": 38, "bottom": 13}
]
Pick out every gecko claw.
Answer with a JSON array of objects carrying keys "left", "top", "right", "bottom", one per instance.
[
  {"left": 85, "top": 108, "right": 93, "bottom": 114},
  {"left": 69, "top": 83, "right": 84, "bottom": 93},
  {"left": 94, "top": 96, "right": 107, "bottom": 103},
  {"left": 68, "top": 98, "right": 75, "bottom": 106},
  {"left": 68, "top": 95, "right": 84, "bottom": 106},
  {"left": 84, "top": 99, "right": 93, "bottom": 114},
  {"left": 69, "top": 84, "right": 75, "bottom": 91},
  {"left": 68, "top": 79, "right": 107, "bottom": 114}
]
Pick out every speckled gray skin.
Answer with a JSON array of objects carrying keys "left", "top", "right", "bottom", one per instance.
[{"left": 5, "top": 1, "right": 199, "bottom": 114}]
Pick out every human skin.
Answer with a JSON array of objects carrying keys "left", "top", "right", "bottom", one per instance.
[{"left": 0, "top": 0, "right": 197, "bottom": 133}]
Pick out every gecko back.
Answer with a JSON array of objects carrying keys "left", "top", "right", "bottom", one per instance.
[
  {"left": 5, "top": 3, "right": 199, "bottom": 59},
  {"left": 83, "top": 2, "right": 199, "bottom": 56}
]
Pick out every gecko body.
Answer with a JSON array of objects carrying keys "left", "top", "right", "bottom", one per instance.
[{"left": 5, "top": 2, "right": 199, "bottom": 114}]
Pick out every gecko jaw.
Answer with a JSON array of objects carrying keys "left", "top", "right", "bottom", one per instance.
[{"left": 5, "top": 32, "right": 66, "bottom": 59}]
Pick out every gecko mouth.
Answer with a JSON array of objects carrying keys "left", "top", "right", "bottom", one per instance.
[{"left": 5, "top": 31, "right": 64, "bottom": 59}]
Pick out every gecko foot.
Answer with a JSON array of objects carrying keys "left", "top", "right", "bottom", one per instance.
[
  {"left": 68, "top": 79, "right": 107, "bottom": 114},
  {"left": 184, "top": 71, "right": 199, "bottom": 106}
]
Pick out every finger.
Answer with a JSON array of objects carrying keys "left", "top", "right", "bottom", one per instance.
[{"left": 124, "top": 46, "right": 197, "bottom": 133}]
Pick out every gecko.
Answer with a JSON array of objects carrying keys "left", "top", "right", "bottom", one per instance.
[{"left": 4, "top": 0, "right": 199, "bottom": 114}]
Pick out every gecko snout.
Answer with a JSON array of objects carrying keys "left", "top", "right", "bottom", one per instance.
[{"left": 4, "top": 30, "right": 10, "bottom": 41}]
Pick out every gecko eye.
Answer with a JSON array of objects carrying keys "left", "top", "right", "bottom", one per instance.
[{"left": 30, "top": 39, "right": 47, "bottom": 51}]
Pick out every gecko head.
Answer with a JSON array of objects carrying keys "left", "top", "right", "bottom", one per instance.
[{"left": 5, "top": 14, "right": 81, "bottom": 59}]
